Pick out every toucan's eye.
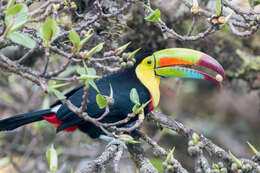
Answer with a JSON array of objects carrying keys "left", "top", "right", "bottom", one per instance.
[{"left": 147, "top": 60, "right": 152, "bottom": 65}]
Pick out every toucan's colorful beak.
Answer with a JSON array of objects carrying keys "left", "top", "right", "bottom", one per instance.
[{"left": 154, "top": 48, "right": 226, "bottom": 88}]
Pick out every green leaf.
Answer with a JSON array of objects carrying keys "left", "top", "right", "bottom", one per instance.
[
  {"left": 249, "top": 0, "right": 260, "bottom": 6},
  {"left": 68, "top": 29, "right": 80, "bottom": 50},
  {"left": 7, "top": 0, "right": 16, "bottom": 10},
  {"left": 144, "top": 7, "right": 162, "bottom": 24},
  {"left": 79, "top": 30, "right": 94, "bottom": 50},
  {"left": 87, "top": 68, "right": 97, "bottom": 76},
  {"left": 128, "top": 48, "right": 141, "bottom": 59},
  {"left": 132, "top": 104, "right": 139, "bottom": 114},
  {"left": 62, "top": 0, "right": 69, "bottom": 6},
  {"left": 143, "top": 4, "right": 154, "bottom": 13},
  {"left": 49, "top": 82, "right": 69, "bottom": 89},
  {"left": 79, "top": 74, "right": 101, "bottom": 80},
  {"left": 80, "top": 61, "right": 100, "bottom": 92},
  {"left": 58, "top": 65, "right": 79, "bottom": 77},
  {"left": 192, "top": 133, "right": 200, "bottom": 145},
  {"left": 77, "top": 61, "right": 100, "bottom": 93},
  {"left": 88, "top": 79, "right": 99, "bottom": 93},
  {"left": 138, "top": 111, "right": 145, "bottom": 120},
  {"left": 109, "top": 84, "right": 113, "bottom": 98},
  {"left": 212, "top": 163, "right": 219, "bottom": 169},
  {"left": 130, "top": 88, "right": 140, "bottom": 105},
  {"left": 38, "top": 18, "right": 60, "bottom": 46},
  {"left": 138, "top": 100, "right": 151, "bottom": 112},
  {"left": 247, "top": 141, "right": 259, "bottom": 156},
  {"left": 0, "top": 157, "right": 10, "bottom": 169},
  {"left": 77, "top": 65, "right": 98, "bottom": 77},
  {"left": 46, "top": 145, "right": 58, "bottom": 173},
  {"left": 118, "top": 134, "right": 140, "bottom": 144},
  {"left": 150, "top": 158, "right": 164, "bottom": 172},
  {"left": 53, "top": 89, "right": 66, "bottom": 100},
  {"left": 96, "top": 93, "right": 108, "bottom": 109},
  {"left": 5, "top": 4, "right": 29, "bottom": 33},
  {"left": 48, "top": 88, "right": 66, "bottom": 100},
  {"left": 76, "top": 67, "right": 86, "bottom": 75},
  {"left": 87, "top": 42, "right": 104, "bottom": 58},
  {"left": 229, "top": 150, "right": 242, "bottom": 169},
  {"left": 7, "top": 32, "right": 36, "bottom": 49},
  {"left": 166, "top": 147, "right": 175, "bottom": 164},
  {"left": 83, "top": 60, "right": 89, "bottom": 74},
  {"left": 216, "top": 0, "right": 222, "bottom": 16},
  {"left": 115, "top": 42, "right": 131, "bottom": 55}
]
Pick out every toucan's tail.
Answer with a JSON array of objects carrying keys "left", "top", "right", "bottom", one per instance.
[{"left": 0, "top": 109, "right": 53, "bottom": 131}]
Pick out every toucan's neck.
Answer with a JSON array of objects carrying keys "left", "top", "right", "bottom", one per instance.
[{"left": 135, "top": 64, "right": 161, "bottom": 108}]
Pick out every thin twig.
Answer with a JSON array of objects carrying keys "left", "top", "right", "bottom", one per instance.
[{"left": 187, "top": 15, "right": 197, "bottom": 36}]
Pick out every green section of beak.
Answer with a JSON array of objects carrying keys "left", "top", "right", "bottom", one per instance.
[{"left": 153, "top": 48, "right": 204, "bottom": 66}]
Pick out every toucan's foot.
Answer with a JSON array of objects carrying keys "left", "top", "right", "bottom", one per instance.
[{"left": 99, "top": 135, "right": 127, "bottom": 152}]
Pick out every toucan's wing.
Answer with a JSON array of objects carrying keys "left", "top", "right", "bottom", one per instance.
[{"left": 51, "top": 84, "right": 85, "bottom": 108}]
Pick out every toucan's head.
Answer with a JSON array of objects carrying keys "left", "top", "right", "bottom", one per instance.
[{"left": 134, "top": 48, "right": 226, "bottom": 107}]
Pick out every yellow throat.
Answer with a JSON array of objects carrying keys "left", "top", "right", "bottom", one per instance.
[{"left": 135, "top": 62, "right": 161, "bottom": 108}]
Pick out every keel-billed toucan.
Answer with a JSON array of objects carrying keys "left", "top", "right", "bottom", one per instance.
[{"left": 0, "top": 48, "right": 225, "bottom": 139}]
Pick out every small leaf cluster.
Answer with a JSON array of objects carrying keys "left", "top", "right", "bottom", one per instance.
[
  {"left": 47, "top": 82, "right": 69, "bottom": 100},
  {"left": 78, "top": 63, "right": 114, "bottom": 110},
  {"left": 130, "top": 88, "right": 150, "bottom": 119},
  {"left": 96, "top": 84, "right": 114, "bottom": 109},
  {"left": 76, "top": 61, "right": 113, "bottom": 110},
  {"left": 47, "top": 61, "right": 101, "bottom": 101},
  {"left": 3, "top": 2, "right": 63, "bottom": 50},
  {"left": 77, "top": 61, "right": 101, "bottom": 92},
  {"left": 38, "top": 18, "right": 60, "bottom": 49},
  {"left": 129, "top": 89, "right": 150, "bottom": 124},
  {"left": 144, "top": 4, "right": 162, "bottom": 24},
  {"left": 115, "top": 42, "right": 140, "bottom": 69},
  {"left": 3, "top": 3, "right": 36, "bottom": 48},
  {"left": 68, "top": 29, "right": 94, "bottom": 54},
  {"left": 69, "top": 29, "right": 103, "bottom": 59}
]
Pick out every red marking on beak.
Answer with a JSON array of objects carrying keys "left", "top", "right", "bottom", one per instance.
[{"left": 197, "top": 55, "right": 226, "bottom": 82}]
